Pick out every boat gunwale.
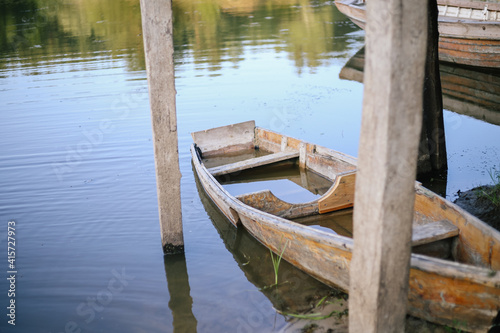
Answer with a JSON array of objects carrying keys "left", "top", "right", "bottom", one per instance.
[
  {"left": 438, "top": 0, "right": 500, "bottom": 12},
  {"left": 334, "top": 0, "right": 500, "bottom": 68},
  {"left": 255, "top": 125, "right": 359, "bottom": 167},
  {"left": 336, "top": 0, "right": 500, "bottom": 14}
]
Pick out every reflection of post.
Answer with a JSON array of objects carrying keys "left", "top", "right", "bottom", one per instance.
[
  {"left": 418, "top": 0, "right": 448, "bottom": 178},
  {"left": 349, "top": 0, "right": 427, "bottom": 332},
  {"left": 140, "top": 0, "right": 184, "bottom": 254},
  {"left": 164, "top": 254, "right": 198, "bottom": 332}
]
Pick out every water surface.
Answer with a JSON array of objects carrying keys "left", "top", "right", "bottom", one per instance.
[{"left": 1, "top": 0, "right": 499, "bottom": 332}]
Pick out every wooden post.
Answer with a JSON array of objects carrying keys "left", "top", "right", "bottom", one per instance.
[
  {"left": 349, "top": 0, "right": 428, "bottom": 331},
  {"left": 140, "top": 0, "right": 184, "bottom": 254}
]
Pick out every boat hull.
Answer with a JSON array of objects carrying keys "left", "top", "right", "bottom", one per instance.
[
  {"left": 439, "top": 36, "right": 500, "bottom": 68},
  {"left": 191, "top": 122, "right": 500, "bottom": 332},
  {"left": 334, "top": 0, "right": 500, "bottom": 68}
]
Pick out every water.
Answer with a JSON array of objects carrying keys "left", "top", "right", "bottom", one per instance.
[{"left": 0, "top": 0, "right": 499, "bottom": 332}]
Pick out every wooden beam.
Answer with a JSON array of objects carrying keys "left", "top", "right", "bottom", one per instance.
[
  {"left": 318, "top": 172, "right": 356, "bottom": 213},
  {"left": 191, "top": 120, "right": 255, "bottom": 157},
  {"left": 411, "top": 220, "right": 459, "bottom": 246},
  {"left": 140, "top": 0, "right": 184, "bottom": 254},
  {"left": 349, "top": 0, "right": 428, "bottom": 331},
  {"left": 207, "top": 151, "right": 299, "bottom": 177}
]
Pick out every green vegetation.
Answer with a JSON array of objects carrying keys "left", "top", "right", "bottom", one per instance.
[
  {"left": 478, "top": 165, "right": 500, "bottom": 207},
  {"left": 172, "top": 0, "right": 360, "bottom": 73},
  {"left": 0, "top": 0, "right": 145, "bottom": 72},
  {"left": 1, "top": 0, "right": 361, "bottom": 75},
  {"left": 269, "top": 238, "right": 289, "bottom": 286},
  {"left": 442, "top": 318, "right": 469, "bottom": 332},
  {"left": 276, "top": 292, "right": 349, "bottom": 321},
  {"left": 443, "top": 325, "right": 464, "bottom": 332}
]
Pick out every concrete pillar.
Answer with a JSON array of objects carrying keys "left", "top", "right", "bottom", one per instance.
[
  {"left": 349, "top": 0, "right": 428, "bottom": 331},
  {"left": 140, "top": 0, "right": 184, "bottom": 254}
]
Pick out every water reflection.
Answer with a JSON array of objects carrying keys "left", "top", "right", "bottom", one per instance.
[
  {"left": 218, "top": 161, "right": 333, "bottom": 203},
  {"left": 164, "top": 253, "right": 198, "bottom": 332},
  {"left": 1, "top": 0, "right": 496, "bottom": 331},
  {"left": 0, "top": 0, "right": 145, "bottom": 73},
  {"left": 173, "top": 0, "right": 361, "bottom": 73},
  {"left": 339, "top": 46, "right": 500, "bottom": 197},
  {"left": 0, "top": 0, "right": 362, "bottom": 76},
  {"left": 339, "top": 46, "right": 500, "bottom": 124}
]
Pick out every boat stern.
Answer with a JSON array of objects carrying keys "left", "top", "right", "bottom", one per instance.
[{"left": 191, "top": 120, "right": 256, "bottom": 157}]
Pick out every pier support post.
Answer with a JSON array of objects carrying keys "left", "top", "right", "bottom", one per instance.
[
  {"left": 349, "top": 0, "right": 428, "bottom": 331},
  {"left": 140, "top": 0, "right": 184, "bottom": 254}
]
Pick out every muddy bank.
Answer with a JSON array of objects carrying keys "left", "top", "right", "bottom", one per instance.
[{"left": 454, "top": 185, "right": 500, "bottom": 231}]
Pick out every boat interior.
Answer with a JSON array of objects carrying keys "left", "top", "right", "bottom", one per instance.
[{"left": 191, "top": 121, "right": 495, "bottom": 266}]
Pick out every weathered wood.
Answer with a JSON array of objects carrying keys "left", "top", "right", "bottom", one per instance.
[
  {"left": 335, "top": 0, "right": 500, "bottom": 68},
  {"left": 413, "top": 185, "right": 500, "bottom": 270},
  {"left": 207, "top": 151, "right": 299, "bottom": 177},
  {"left": 318, "top": 172, "right": 356, "bottom": 213},
  {"left": 411, "top": 220, "right": 458, "bottom": 246},
  {"left": 438, "top": 36, "right": 500, "bottom": 68},
  {"left": 140, "top": 0, "right": 183, "bottom": 254},
  {"left": 349, "top": 0, "right": 428, "bottom": 331},
  {"left": 191, "top": 123, "right": 500, "bottom": 331},
  {"left": 191, "top": 120, "right": 255, "bottom": 157},
  {"left": 237, "top": 190, "right": 318, "bottom": 219},
  {"left": 438, "top": 0, "right": 500, "bottom": 13},
  {"left": 408, "top": 255, "right": 500, "bottom": 331}
]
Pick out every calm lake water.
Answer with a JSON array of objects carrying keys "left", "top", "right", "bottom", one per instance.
[{"left": 1, "top": 0, "right": 499, "bottom": 332}]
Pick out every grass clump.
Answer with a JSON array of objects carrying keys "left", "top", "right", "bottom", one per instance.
[
  {"left": 478, "top": 166, "right": 500, "bottom": 207},
  {"left": 270, "top": 239, "right": 289, "bottom": 286}
]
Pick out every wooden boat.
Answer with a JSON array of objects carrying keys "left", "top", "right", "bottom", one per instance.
[
  {"left": 191, "top": 120, "right": 500, "bottom": 332},
  {"left": 334, "top": 0, "right": 500, "bottom": 68},
  {"left": 339, "top": 46, "right": 500, "bottom": 126}
]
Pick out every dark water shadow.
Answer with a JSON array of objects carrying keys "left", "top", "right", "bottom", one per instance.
[{"left": 164, "top": 253, "right": 198, "bottom": 332}]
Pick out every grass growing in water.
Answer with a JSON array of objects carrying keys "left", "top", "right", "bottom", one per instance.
[
  {"left": 443, "top": 320, "right": 468, "bottom": 333},
  {"left": 478, "top": 165, "right": 500, "bottom": 207},
  {"left": 270, "top": 239, "right": 289, "bottom": 286}
]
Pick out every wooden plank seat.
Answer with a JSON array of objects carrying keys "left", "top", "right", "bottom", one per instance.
[
  {"left": 411, "top": 220, "right": 459, "bottom": 246},
  {"left": 207, "top": 151, "right": 300, "bottom": 177}
]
